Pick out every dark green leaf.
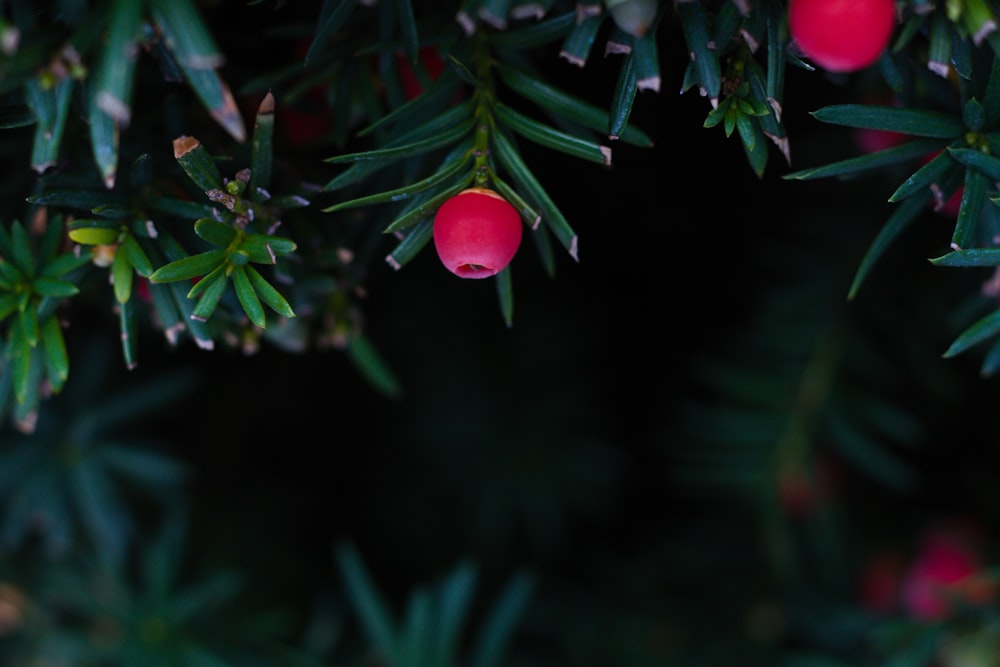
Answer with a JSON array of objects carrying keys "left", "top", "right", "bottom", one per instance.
[
  {"left": 468, "top": 570, "right": 536, "bottom": 667},
  {"left": 0, "top": 294, "right": 20, "bottom": 322},
  {"left": 495, "top": 265, "right": 514, "bottom": 327},
  {"left": 948, "top": 146, "right": 1000, "bottom": 181},
  {"left": 677, "top": 0, "right": 721, "bottom": 103},
  {"left": 826, "top": 413, "right": 918, "bottom": 493},
  {"left": 632, "top": 29, "right": 660, "bottom": 92},
  {"left": 0, "top": 104, "right": 34, "bottom": 128},
  {"left": 19, "top": 305, "right": 40, "bottom": 348},
  {"left": 849, "top": 194, "right": 928, "bottom": 300},
  {"left": 608, "top": 46, "right": 637, "bottom": 141},
  {"left": 8, "top": 323, "right": 33, "bottom": 404},
  {"left": 70, "top": 459, "right": 129, "bottom": 567},
  {"left": 357, "top": 75, "right": 464, "bottom": 139},
  {"left": 495, "top": 64, "right": 653, "bottom": 147},
  {"left": 88, "top": 90, "right": 120, "bottom": 189},
  {"left": 494, "top": 103, "right": 611, "bottom": 165},
  {"left": 488, "top": 10, "right": 575, "bottom": 50},
  {"left": 334, "top": 542, "right": 403, "bottom": 665},
  {"left": 430, "top": 562, "right": 477, "bottom": 666},
  {"left": 740, "top": 117, "right": 769, "bottom": 178},
  {"left": 10, "top": 221, "right": 34, "bottom": 277},
  {"left": 810, "top": 104, "right": 964, "bottom": 138},
  {"left": 951, "top": 168, "right": 988, "bottom": 250},
  {"left": 150, "top": 0, "right": 246, "bottom": 141},
  {"left": 492, "top": 131, "right": 577, "bottom": 260},
  {"left": 307, "top": 0, "right": 358, "bottom": 64},
  {"left": 323, "top": 151, "right": 472, "bottom": 213},
  {"left": 119, "top": 295, "right": 138, "bottom": 369},
  {"left": 383, "top": 177, "right": 473, "bottom": 234},
  {"left": 40, "top": 251, "right": 92, "bottom": 279},
  {"left": 325, "top": 115, "right": 476, "bottom": 164},
  {"left": 558, "top": 12, "right": 603, "bottom": 67},
  {"left": 786, "top": 138, "right": 944, "bottom": 182},
  {"left": 26, "top": 75, "right": 73, "bottom": 173},
  {"left": 26, "top": 189, "right": 118, "bottom": 211},
  {"left": 385, "top": 217, "right": 434, "bottom": 270},
  {"left": 172, "top": 135, "right": 224, "bottom": 192},
  {"left": 888, "top": 144, "right": 960, "bottom": 202},
  {"left": 93, "top": 0, "right": 143, "bottom": 125},
  {"left": 394, "top": 0, "right": 419, "bottom": 64},
  {"left": 268, "top": 194, "right": 311, "bottom": 208},
  {"left": 490, "top": 173, "right": 540, "bottom": 228},
  {"left": 250, "top": 92, "right": 275, "bottom": 202},
  {"left": 963, "top": 97, "right": 986, "bottom": 131},
  {"left": 102, "top": 444, "right": 189, "bottom": 487},
  {"left": 146, "top": 196, "right": 224, "bottom": 221},
  {"left": 944, "top": 308, "right": 1000, "bottom": 358},
  {"left": 931, "top": 247, "right": 1000, "bottom": 266},
  {"left": 346, "top": 334, "right": 402, "bottom": 398},
  {"left": 33, "top": 278, "right": 79, "bottom": 298}
]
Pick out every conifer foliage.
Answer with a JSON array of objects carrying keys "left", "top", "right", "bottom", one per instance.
[{"left": 2, "top": 1, "right": 1000, "bottom": 666}]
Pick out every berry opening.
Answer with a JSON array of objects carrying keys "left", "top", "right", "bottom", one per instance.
[{"left": 433, "top": 188, "right": 523, "bottom": 279}]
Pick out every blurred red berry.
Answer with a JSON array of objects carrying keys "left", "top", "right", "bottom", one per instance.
[
  {"left": 281, "top": 37, "right": 334, "bottom": 146},
  {"left": 135, "top": 276, "right": 151, "bottom": 303},
  {"left": 788, "top": 0, "right": 896, "bottom": 73},
  {"left": 859, "top": 551, "right": 906, "bottom": 614},
  {"left": 900, "top": 523, "right": 992, "bottom": 621},
  {"left": 433, "top": 187, "right": 523, "bottom": 279},
  {"left": 854, "top": 127, "right": 907, "bottom": 155},
  {"left": 395, "top": 46, "right": 446, "bottom": 100}
]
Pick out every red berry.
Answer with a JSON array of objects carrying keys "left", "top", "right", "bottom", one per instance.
[
  {"left": 788, "top": 0, "right": 896, "bottom": 73},
  {"left": 900, "top": 526, "right": 982, "bottom": 621},
  {"left": 854, "top": 127, "right": 907, "bottom": 154},
  {"left": 433, "top": 188, "right": 523, "bottom": 279}
]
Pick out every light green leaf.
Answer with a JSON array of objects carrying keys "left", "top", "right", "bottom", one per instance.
[
  {"left": 112, "top": 243, "right": 133, "bottom": 304},
  {"left": 190, "top": 270, "right": 228, "bottom": 322},
  {"left": 232, "top": 266, "right": 265, "bottom": 328},
  {"left": 40, "top": 313, "right": 69, "bottom": 390},
  {"left": 195, "top": 218, "right": 239, "bottom": 247},
  {"left": 149, "top": 248, "right": 227, "bottom": 283},
  {"left": 245, "top": 264, "right": 295, "bottom": 318}
]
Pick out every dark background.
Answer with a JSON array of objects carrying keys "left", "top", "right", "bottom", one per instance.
[{"left": 7, "top": 2, "right": 1000, "bottom": 664}]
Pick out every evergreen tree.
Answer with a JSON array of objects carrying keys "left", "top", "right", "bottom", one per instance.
[{"left": 1, "top": 1, "right": 999, "bottom": 665}]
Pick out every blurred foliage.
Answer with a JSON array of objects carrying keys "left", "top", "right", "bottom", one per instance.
[{"left": 2, "top": 1, "right": 1000, "bottom": 666}]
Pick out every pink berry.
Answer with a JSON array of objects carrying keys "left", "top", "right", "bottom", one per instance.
[
  {"left": 900, "top": 525, "right": 986, "bottom": 621},
  {"left": 432, "top": 187, "right": 523, "bottom": 279},
  {"left": 788, "top": 0, "right": 897, "bottom": 73}
]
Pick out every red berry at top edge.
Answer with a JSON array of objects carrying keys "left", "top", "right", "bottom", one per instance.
[
  {"left": 788, "top": 0, "right": 896, "bottom": 73},
  {"left": 433, "top": 188, "right": 523, "bottom": 279}
]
